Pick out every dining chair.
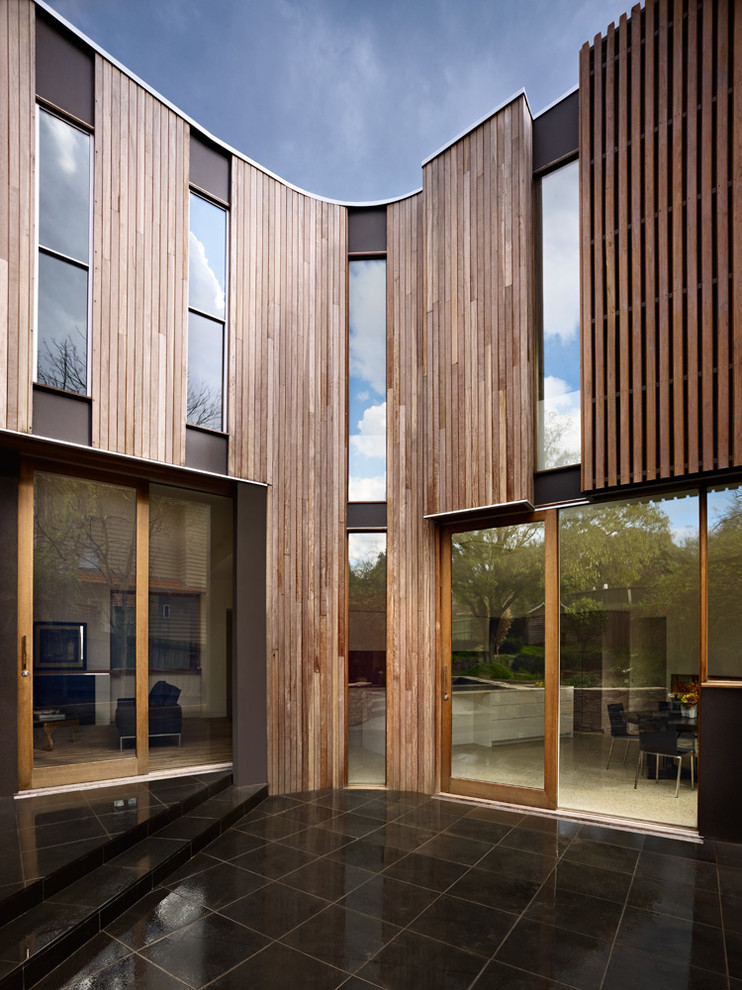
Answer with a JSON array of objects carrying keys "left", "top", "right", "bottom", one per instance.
[{"left": 633, "top": 716, "right": 696, "bottom": 797}]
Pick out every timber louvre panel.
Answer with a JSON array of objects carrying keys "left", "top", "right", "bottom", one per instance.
[
  {"left": 423, "top": 95, "right": 534, "bottom": 516},
  {"left": 581, "top": 0, "right": 739, "bottom": 490}
]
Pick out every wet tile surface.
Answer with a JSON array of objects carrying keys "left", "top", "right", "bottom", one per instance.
[{"left": 5, "top": 785, "right": 742, "bottom": 990}]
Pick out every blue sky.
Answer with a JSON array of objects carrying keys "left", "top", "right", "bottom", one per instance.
[{"left": 44, "top": 0, "right": 630, "bottom": 203}]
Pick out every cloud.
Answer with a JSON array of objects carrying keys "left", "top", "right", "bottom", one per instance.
[
  {"left": 350, "top": 402, "right": 386, "bottom": 460},
  {"left": 348, "top": 531, "right": 386, "bottom": 567},
  {"left": 349, "top": 261, "right": 386, "bottom": 396},
  {"left": 541, "top": 160, "right": 580, "bottom": 345},
  {"left": 189, "top": 232, "right": 225, "bottom": 319},
  {"left": 349, "top": 473, "right": 387, "bottom": 502}
]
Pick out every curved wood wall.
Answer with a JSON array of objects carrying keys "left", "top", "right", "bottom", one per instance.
[
  {"left": 580, "top": 0, "right": 741, "bottom": 490},
  {"left": 387, "top": 193, "right": 436, "bottom": 794},
  {"left": 0, "top": 0, "right": 34, "bottom": 434},
  {"left": 230, "top": 159, "right": 348, "bottom": 793},
  {"left": 92, "top": 56, "right": 189, "bottom": 463},
  {"left": 423, "top": 94, "right": 534, "bottom": 516}
]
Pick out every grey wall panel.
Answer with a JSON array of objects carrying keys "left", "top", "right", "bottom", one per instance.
[
  {"left": 35, "top": 13, "right": 94, "bottom": 125},
  {"left": 232, "top": 482, "right": 268, "bottom": 785},
  {"left": 32, "top": 387, "right": 91, "bottom": 445}
]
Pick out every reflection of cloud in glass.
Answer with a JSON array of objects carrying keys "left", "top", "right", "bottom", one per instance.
[
  {"left": 539, "top": 375, "right": 580, "bottom": 469},
  {"left": 189, "top": 193, "right": 226, "bottom": 319},
  {"left": 348, "top": 531, "right": 386, "bottom": 568},
  {"left": 189, "top": 231, "right": 225, "bottom": 319},
  {"left": 349, "top": 474, "right": 386, "bottom": 502},
  {"left": 38, "top": 109, "right": 90, "bottom": 264},
  {"left": 542, "top": 160, "right": 579, "bottom": 346},
  {"left": 349, "top": 260, "right": 386, "bottom": 396},
  {"left": 350, "top": 401, "right": 386, "bottom": 459}
]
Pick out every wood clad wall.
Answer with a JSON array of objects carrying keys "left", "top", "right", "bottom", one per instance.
[
  {"left": 423, "top": 94, "right": 534, "bottom": 516},
  {"left": 0, "top": 0, "right": 34, "bottom": 434},
  {"left": 581, "top": 0, "right": 741, "bottom": 491},
  {"left": 230, "top": 158, "right": 347, "bottom": 793},
  {"left": 386, "top": 193, "right": 436, "bottom": 793},
  {"left": 92, "top": 56, "right": 188, "bottom": 464}
]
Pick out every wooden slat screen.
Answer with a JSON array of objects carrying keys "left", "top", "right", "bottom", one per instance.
[
  {"left": 423, "top": 94, "right": 534, "bottom": 516},
  {"left": 230, "top": 159, "right": 347, "bottom": 793},
  {"left": 0, "top": 0, "right": 34, "bottom": 434},
  {"left": 92, "top": 56, "right": 188, "bottom": 464},
  {"left": 386, "top": 193, "right": 436, "bottom": 794},
  {"left": 581, "top": 0, "right": 739, "bottom": 490}
]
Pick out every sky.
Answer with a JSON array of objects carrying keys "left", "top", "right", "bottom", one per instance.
[{"left": 43, "top": 0, "right": 631, "bottom": 204}]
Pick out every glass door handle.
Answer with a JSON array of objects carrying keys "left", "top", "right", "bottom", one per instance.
[{"left": 21, "top": 635, "right": 29, "bottom": 677}]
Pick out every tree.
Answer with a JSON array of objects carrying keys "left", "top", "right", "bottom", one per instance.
[
  {"left": 37, "top": 334, "right": 86, "bottom": 394},
  {"left": 187, "top": 377, "right": 222, "bottom": 430}
]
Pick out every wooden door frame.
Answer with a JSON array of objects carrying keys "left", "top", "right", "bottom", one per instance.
[
  {"left": 17, "top": 460, "right": 150, "bottom": 790},
  {"left": 438, "top": 509, "right": 559, "bottom": 810}
]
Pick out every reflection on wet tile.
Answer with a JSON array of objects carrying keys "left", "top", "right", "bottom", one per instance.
[
  {"left": 105, "top": 886, "right": 209, "bottom": 948},
  {"left": 31, "top": 933, "right": 132, "bottom": 990},
  {"left": 473, "top": 958, "right": 563, "bottom": 989},
  {"left": 616, "top": 905, "right": 726, "bottom": 975},
  {"left": 340, "top": 874, "right": 438, "bottom": 927},
  {"left": 166, "top": 860, "right": 267, "bottom": 909},
  {"left": 0, "top": 901, "right": 91, "bottom": 964},
  {"left": 380, "top": 851, "right": 467, "bottom": 891},
  {"left": 525, "top": 880, "right": 623, "bottom": 940},
  {"left": 603, "top": 944, "right": 729, "bottom": 990},
  {"left": 628, "top": 874, "right": 722, "bottom": 927},
  {"left": 281, "top": 858, "right": 373, "bottom": 901},
  {"left": 447, "top": 866, "right": 540, "bottom": 914},
  {"left": 140, "top": 912, "right": 268, "bottom": 986}
]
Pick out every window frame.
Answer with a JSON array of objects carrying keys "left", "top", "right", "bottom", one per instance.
[{"left": 34, "top": 103, "right": 94, "bottom": 397}]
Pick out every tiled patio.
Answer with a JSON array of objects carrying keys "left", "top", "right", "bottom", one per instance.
[{"left": 9, "top": 782, "right": 742, "bottom": 989}]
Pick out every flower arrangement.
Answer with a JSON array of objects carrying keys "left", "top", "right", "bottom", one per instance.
[{"left": 671, "top": 680, "right": 699, "bottom": 708}]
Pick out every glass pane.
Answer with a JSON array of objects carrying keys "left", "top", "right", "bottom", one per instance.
[
  {"left": 189, "top": 192, "right": 226, "bottom": 320},
  {"left": 38, "top": 108, "right": 90, "bottom": 264},
  {"left": 33, "top": 472, "right": 137, "bottom": 770},
  {"left": 559, "top": 493, "right": 699, "bottom": 828},
  {"left": 348, "top": 259, "right": 386, "bottom": 501},
  {"left": 149, "top": 486, "right": 233, "bottom": 771},
  {"left": 451, "top": 522, "right": 545, "bottom": 789},
  {"left": 187, "top": 311, "right": 224, "bottom": 429},
  {"left": 36, "top": 252, "right": 88, "bottom": 393},
  {"left": 537, "top": 160, "right": 580, "bottom": 469},
  {"left": 708, "top": 484, "right": 742, "bottom": 679},
  {"left": 348, "top": 532, "right": 386, "bottom": 784}
]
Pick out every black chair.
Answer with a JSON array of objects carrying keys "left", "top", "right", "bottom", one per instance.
[
  {"left": 606, "top": 702, "right": 635, "bottom": 769},
  {"left": 633, "top": 715, "right": 695, "bottom": 798},
  {"left": 116, "top": 680, "right": 182, "bottom": 750}
]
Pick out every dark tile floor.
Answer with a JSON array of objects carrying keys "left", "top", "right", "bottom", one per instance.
[
  {"left": 24, "top": 787, "right": 742, "bottom": 990},
  {"left": 0, "top": 771, "right": 233, "bottom": 920}
]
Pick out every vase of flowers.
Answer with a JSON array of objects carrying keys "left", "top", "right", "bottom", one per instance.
[{"left": 671, "top": 680, "right": 699, "bottom": 719}]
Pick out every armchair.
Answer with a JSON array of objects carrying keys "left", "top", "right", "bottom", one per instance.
[{"left": 116, "top": 680, "right": 182, "bottom": 750}]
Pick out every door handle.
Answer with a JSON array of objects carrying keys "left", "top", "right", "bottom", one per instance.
[
  {"left": 21, "top": 635, "right": 29, "bottom": 677},
  {"left": 443, "top": 665, "right": 449, "bottom": 701}
]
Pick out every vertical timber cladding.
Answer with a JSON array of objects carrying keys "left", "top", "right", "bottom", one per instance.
[
  {"left": 230, "top": 158, "right": 347, "bottom": 794},
  {"left": 92, "top": 55, "right": 189, "bottom": 465},
  {"left": 386, "top": 193, "right": 436, "bottom": 794},
  {"left": 581, "top": 0, "right": 741, "bottom": 491},
  {"left": 0, "top": 1, "right": 34, "bottom": 433},
  {"left": 423, "top": 94, "right": 535, "bottom": 515}
]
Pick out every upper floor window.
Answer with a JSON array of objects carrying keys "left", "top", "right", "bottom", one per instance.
[
  {"left": 187, "top": 191, "right": 227, "bottom": 431},
  {"left": 348, "top": 259, "right": 386, "bottom": 500},
  {"left": 36, "top": 107, "right": 91, "bottom": 395},
  {"left": 537, "top": 158, "right": 580, "bottom": 470}
]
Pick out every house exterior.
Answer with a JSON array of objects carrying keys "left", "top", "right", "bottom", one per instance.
[{"left": 1, "top": 0, "right": 741, "bottom": 840}]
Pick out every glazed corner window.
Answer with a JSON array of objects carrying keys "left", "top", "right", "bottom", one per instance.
[
  {"left": 187, "top": 192, "right": 227, "bottom": 431},
  {"left": 708, "top": 484, "right": 742, "bottom": 680},
  {"left": 36, "top": 107, "right": 91, "bottom": 395},
  {"left": 348, "top": 259, "right": 386, "bottom": 501},
  {"left": 537, "top": 159, "right": 580, "bottom": 470}
]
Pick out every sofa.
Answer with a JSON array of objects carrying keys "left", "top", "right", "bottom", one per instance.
[{"left": 115, "top": 680, "right": 182, "bottom": 750}]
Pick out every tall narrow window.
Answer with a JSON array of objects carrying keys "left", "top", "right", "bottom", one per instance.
[
  {"left": 188, "top": 192, "right": 227, "bottom": 431},
  {"left": 537, "top": 159, "right": 580, "bottom": 469},
  {"left": 36, "top": 107, "right": 91, "bottom": 395},
  {"left": 347, "top": 532, "right": 386, "bottom": 783},
  {"left": 348, "top": 259, "right": 386, "bottom": 500}
]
